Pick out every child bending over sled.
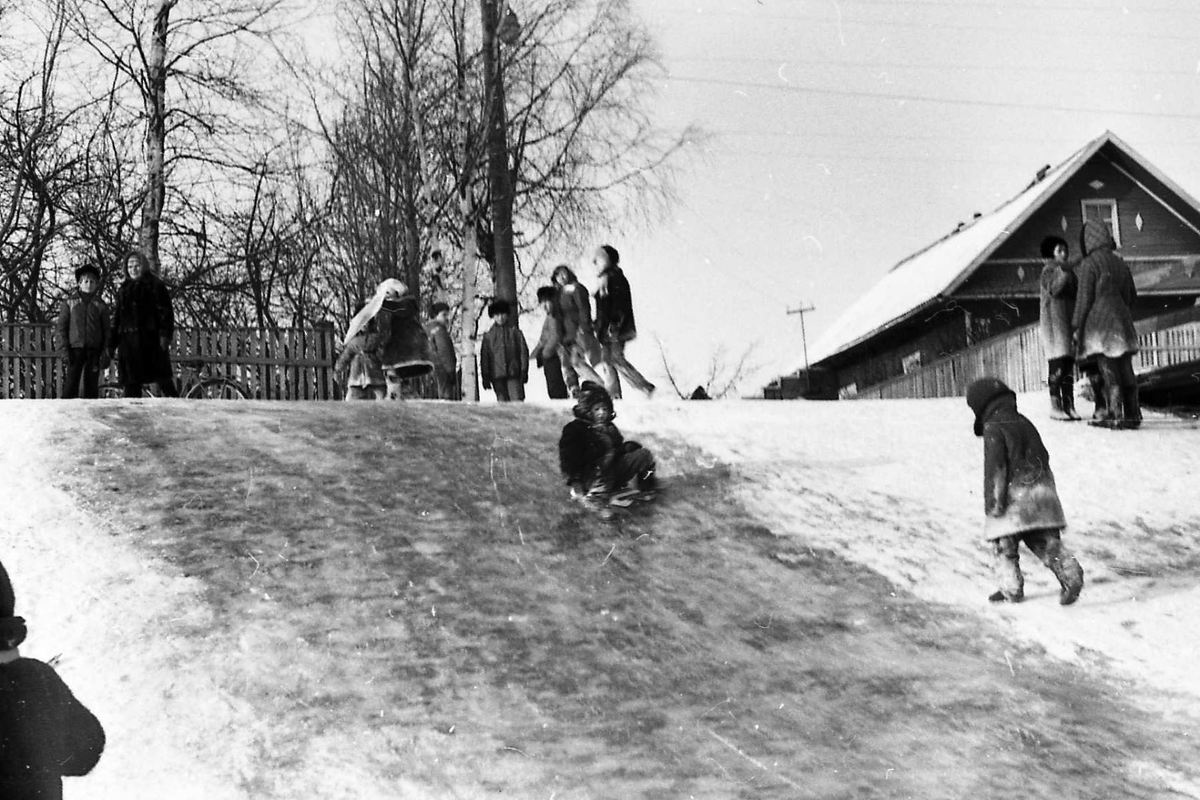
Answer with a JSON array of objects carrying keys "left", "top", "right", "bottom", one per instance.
[
  {"left": 559, "top": 381, "right": 657, "bottom": 509},
  {"left": 966, "top": 378, "right": 1085, "bottom": 605}
]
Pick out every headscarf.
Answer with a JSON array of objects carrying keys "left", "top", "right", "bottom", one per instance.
[{"left": 343, "top": 278, "right": 408, "bottom": 345}]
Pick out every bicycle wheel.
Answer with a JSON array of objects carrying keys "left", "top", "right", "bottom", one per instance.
[{"left": 186, "top": 379, "right": 248, "bottom": 400}]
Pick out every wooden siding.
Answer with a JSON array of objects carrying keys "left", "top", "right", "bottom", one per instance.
[
  {"left": 854, "top": 311, "right": 1200, "bottom": 400},
  {"left": 0, "top": 324, "right": 337, "bottom": 400}
]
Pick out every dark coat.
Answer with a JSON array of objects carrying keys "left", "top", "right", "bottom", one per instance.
[
  {"left": 1072, "top": 220, "right": 1138, "bottom": 359},
  {"left": 594, "top": 266, "right": 637, "bottom": 344},
  {"left": 0, "top": 656, "right": 105, "bottom": 800},
  {"left": 1038, "top": 261, "right": 1076, "bottom": 360},
  {"left": 559, "top": 418, "right": 620, "bottom": 489},
  {"left": 376, "top": 297, "right": 434, "bottom": 378},
  {"left": 979, "top": 397, "right": 1067, "bottom": 540},
  {"left": 55, "top": 293, "right": 110, "bottom": 351},
  {"left": 425, "top": 319, "right": 456, "bottom": 376},
  {"left": 479, "top": 324, "right": 529, "bottom": 388},
  {"left": 109, "top": 273, "right": 175, "bottom": 385},
  {"left": 556, "top": 282, "right": 602, "bottom": 362}
]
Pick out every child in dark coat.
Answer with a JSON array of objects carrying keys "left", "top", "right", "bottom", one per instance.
[
  {"left": 966, "top": 379, "right": 1084, "bottom": 605},
  {"left": 55, "top": 264, "right": 111, "bottom": 399},
  {"left": 559, "top": 381, "right": 657, "bottom": 508},
  {"left": 0, "top": 559, "right": 105, "bottom": 800},
  {"left": 479, "top": 299, "right": 529, "bottom": 402}
]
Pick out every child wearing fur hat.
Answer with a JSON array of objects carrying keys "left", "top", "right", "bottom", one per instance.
[
  {"left": 479, "top": 299, "right": 529, "bottom": 402},
  {"left": 55, "top": 264, "right": 111, "bottom": 399},
  {"left": 558, "top": 381, "right": 657, "bottom": 509},
  {"left": 0, "top": 559, "right": 106, "bottom": 800},
  {"left": 965, "top": 378, "right": 1084, "bottom": 605}
]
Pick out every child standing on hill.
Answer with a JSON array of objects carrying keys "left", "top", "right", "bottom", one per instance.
[
  {"left": 55, "top": 264, "right": 111, "bottom": 399},
  {"left": 558, "top": 381, "right": 657, "bottom": 510},
  {"left": 965, "top": 378, "right": 1084, "bottom": 605},
  {"left": 534, "top": 286, "right": 571, "bottom": 399},
  {"left": 479, "top": 300, "right": 529, "bottom": 402},
  {"left": 335, "top": 303, "right": 387, "bottom": 400},
  {"left": 0, "top": 558, "right": 106, "bottom": 799},
  {"left": 344, "top": 279, "right": 435, "bottom": 400}
]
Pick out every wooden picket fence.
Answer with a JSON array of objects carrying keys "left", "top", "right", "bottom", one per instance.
[
  {"left": 855, "top": 308, "right": 1200, "bottom": 400},
  {"left": 0, "top": 324, "right": 338, "bottom": 400}
]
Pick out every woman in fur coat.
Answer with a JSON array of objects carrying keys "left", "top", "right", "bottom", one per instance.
[
  {"left": 108, "top": 249, "right": 178, "bottom": 397},
  {"left": 1037, "top": 236, "right": 1080, "bottom": 420}
]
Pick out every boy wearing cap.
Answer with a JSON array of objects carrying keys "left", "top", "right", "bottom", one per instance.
[
  {"left": 0, "top": 559, "right": 106, "bottom": 799},
  {"left": 965, "top": 378, "right": 1085, "bottom": 605},
  {"left": 478, "top": 299, "right": 529, "bottom": 402},
  {"left": 55, "top": 264, "right": 111, "bottom": 399}
]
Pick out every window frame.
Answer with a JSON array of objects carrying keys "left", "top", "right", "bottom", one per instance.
[{"left": 1081, "top": 198, "right": 1121, "bottom": 246}]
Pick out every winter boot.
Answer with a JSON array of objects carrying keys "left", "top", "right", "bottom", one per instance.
[
  {"left": 1048, "top": 387, "right": 1070, "bottom": 421},
  {"left": 1060, "top": 383, "right": 1082, "bottom": 421},
  {"left": 1087, "top": 371, "right": 1107, "bottom": 422},
  {"left": 1089, "top": 383, "right": 1124, "bottom": 428},
  {"left": 988, "top": 589, "right": 1024, "bottom": 603},
  {"left": 1118, "top": 385, "right": 1142, "bottom": 430},
  {"left": 1053, "top": 556, "right": 1084, "bottom": 606}
]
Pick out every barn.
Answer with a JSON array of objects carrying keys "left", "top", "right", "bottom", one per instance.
[{"left": 767, "top": 131, "right": 1200, "bottom": 400}]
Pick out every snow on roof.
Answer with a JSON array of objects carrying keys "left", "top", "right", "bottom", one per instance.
[{"left": 805, "top": 135, "right": 1103, "bottom": 367}]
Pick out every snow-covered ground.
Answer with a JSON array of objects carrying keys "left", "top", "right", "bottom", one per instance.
[{"left": 619, "top": 394, "right": 1200, "bottom": 706}]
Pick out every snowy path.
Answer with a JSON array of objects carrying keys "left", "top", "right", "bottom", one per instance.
[
  {"left": 0, "top": 402, "right": 249, "bottom": 799},
  {"left": 619, "top": 396, "right": 1200, "bottom": 706}
]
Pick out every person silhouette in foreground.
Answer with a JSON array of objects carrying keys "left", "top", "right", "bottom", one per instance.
[
  {"left": 0, "top": 558, "right": 105, "bottom": 800},
  {"left": 966, "top": 378, "right": 1084, "bottom": 605},
  {"left": 558, "top": 381, "right": 657, "bottom": 512}
]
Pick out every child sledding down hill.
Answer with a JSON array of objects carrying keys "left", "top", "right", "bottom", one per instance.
[
  {"left": 966, "top": 378, "right": 1084, "bottom": 605},
  {"left": 559, "top": 381, "right": 657, "bottom": 511}
]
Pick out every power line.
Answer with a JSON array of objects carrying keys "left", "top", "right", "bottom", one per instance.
[
  {"left": 654, "top": 0, "right": 1200, "bottom": 11},
  {"left": 668, "top": 55, "right": 1200, "bottom": 77},
  {"left": 665, "top": 74, "right": 1200, "bottom": 121},
  {"left": 649, "top": 9, "right": 1200, "bottom": 42}
]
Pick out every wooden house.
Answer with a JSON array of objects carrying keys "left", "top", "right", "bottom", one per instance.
[{"left": 771, "top": 131, "right": 1200, "bottom": 399}]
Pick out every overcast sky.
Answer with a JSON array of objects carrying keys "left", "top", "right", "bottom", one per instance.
[{"left": 599, "top": 0, "right": 1200, "bottom": 396}]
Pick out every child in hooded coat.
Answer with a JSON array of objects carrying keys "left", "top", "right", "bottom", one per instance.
[
  {"left": 558, "top": 381, "right": 657, "bottom": 508},
  {"left": 335, "top": 303, "right": 387, "bottom": 400},
  {"left": 965, "top": 378, "right": 1084, "bottom": 605},
  {"left": 0, "top": 559, "right": 105, "bottom": 800},
  {"left": 343, "top": 279, "right": 434, "bottom": 400}
]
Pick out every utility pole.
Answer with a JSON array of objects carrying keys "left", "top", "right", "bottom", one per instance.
[{"left": 786, "top": 303, "right": 815, "bottom": 396}]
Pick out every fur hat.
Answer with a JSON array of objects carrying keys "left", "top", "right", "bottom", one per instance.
[
  {"left": 487, "top": 299, "right": 510, "bottom": 318},
  {"left": 536, "top": 286, "right": 557, "bottom": 303},
  {"left": 966, "top": 378, "right": 1016, "bottom": 437},
  {"left": 430, "top": 301, "right": 450, "bottom": 316},
  {"left": 0, "top": 559, "right": 28, "bottom": 650},
  {"left": 1039, "top": 236, "right": 1068, "bottom": 260},
  {"left": 573, "top": 381, "right": 615, "bottom": 422},
  {"left": 74, "top": 263, "right": 102, "bottom": 282}
]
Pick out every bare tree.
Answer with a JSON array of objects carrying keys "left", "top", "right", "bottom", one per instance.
[{"left": 656, "top": 336, "right": 760, "bottom": 400}]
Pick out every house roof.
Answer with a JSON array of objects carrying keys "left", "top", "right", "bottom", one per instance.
[{"left": 804, "top": 131, "right": 1200, "bottom": 368}]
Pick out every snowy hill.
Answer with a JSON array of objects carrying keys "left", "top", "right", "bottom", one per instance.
[{"left": 3, "top": 399, "right": 1199, "bottom": 799}]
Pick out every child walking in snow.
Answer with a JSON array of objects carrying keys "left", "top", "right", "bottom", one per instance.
[
  {"left": 558, "top": 381, "right": 657, "bottom": 510},
  {"left": 335, "top": 303, "right": 387, "bottom": 400},
  {"left": 0, "top": 558, "right": 106, "bottom": 799},
  {"left": 55, "top": 264, "right": 111, "bottom": 399},
  {"left": 965, "top": 378, "right": 1084, "bottom": 605}
]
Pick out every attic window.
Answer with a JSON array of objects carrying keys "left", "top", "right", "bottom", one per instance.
[
  {"left": 1081, "top": 199, "right": 1121, "bottom": 246},
  {"left": 901, "top": 351, "right": 923, "bottom": 374}
]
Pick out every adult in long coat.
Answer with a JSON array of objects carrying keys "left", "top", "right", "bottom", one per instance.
[
  {"left": 0, "top": 559, "right": 106, "bottom": 800},
  {"left": 1037, "top": 236, "right": 1080, "bottom": 420},
  {"left": 108, "top": 249, "right": 178, "bottom": 397},
  {"left": 1071, "top": 220, "right": 1140, "bottom": 428},
  {"left": 593, "top": 245, "right": 655, "bottom": 399}
]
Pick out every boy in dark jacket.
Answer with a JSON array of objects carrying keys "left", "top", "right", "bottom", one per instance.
[
  {"left": 55, "top": 264, "right": 111, "bottom": 399},
  {"left": 593, "top": 245, "right": 655, "bottom": 399},
  {"left": 559, "top": 381, "right": 657, "bottom": 509},
  {"left": 479, "top": 299, "right": 529, "bottom": 402},
  {"left": 966, "top": 379, "right": 1084, "bottom": 605},
  {"left": 0, "top": 559, "right": 105, "bottom": 800}
]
